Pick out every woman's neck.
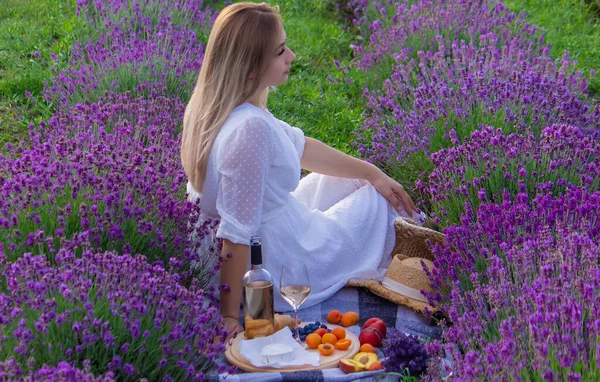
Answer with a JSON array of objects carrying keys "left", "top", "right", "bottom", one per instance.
[{"left": 247, "top": 88, "right": 267, "bottom": 110}]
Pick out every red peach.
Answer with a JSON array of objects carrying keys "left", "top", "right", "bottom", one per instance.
[
  {"left": 362, "top": 318, "right": 387, "bottom": 339},
  {"left": 358, "top": 327, "right": 383, "bottom": 347}
]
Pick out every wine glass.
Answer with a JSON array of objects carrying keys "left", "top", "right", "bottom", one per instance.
[{"left": 280, "top": 259, "right": 311, "bottom": 344}]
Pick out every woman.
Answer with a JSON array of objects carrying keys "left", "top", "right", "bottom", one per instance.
[{"left": 181, "top": 2, "right": 421, "bottom": 342}]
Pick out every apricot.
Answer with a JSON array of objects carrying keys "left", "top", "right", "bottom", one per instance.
[
  {"left": 327, "top": 309, "right": 342, "bottom": 324},
  {"left": 340, "top": 312, "right": 357, "bottom": 327},
  {"left": 346, "top": 311, "right": 359, "bottom": 324},
  {"left": 321, "top": 333, "right": 338, "bottom": 345},
  {"left": 305, "top": 333, "right": 322, "bottom": 349},
  {"left": 359, "top": 343, "right": 376, "bottom": 353},
  {"left": 318, "top": 343, "right": 334, "bottom": 356},
  {"left": 315, "top": 328, "right": 328, "bottom": 337},
  {"left": 331, "top": 327, "right": 346, "bottom": 340},
  {"left": 368, "top": 361, "right": 384, "bottom": 371},
  {"left": 335, "top": 338, "right": 351, "bottom": 350}
]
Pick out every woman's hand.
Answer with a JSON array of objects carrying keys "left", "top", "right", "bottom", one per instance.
[
  {"left": 217, "top": 316, "right": 244, "bottom": 348},
  {"left": 370, "top": 170, "right": 419, "bottom": 217}
]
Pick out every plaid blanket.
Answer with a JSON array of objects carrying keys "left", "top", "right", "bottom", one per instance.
[{"left": 209, "top": 287, "right": 442, "bottom": 381}]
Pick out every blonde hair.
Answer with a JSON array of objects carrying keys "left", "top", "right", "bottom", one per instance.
[{"left": 181, "top": 2, "right": 283, "bottom": 193}]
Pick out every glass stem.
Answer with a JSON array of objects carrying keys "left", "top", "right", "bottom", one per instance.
[{"left": 294, "top": 306, "right": 300, "bottom": 341}]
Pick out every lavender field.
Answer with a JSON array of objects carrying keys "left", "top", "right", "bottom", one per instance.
[{"left": 1, "top": 0, "right": 599, "bottom": 380}]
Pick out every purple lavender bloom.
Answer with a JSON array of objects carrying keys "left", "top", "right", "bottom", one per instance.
[{"left": 424, "top": 187, "right": 600, "bottom": 379}]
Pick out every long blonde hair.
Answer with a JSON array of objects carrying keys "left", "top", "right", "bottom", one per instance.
[{"left": 181, "top": 2, "right": 282, "bottom": 193}]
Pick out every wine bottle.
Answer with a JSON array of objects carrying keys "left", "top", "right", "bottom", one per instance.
[{"left": 242, "top": 236, "right": 275, "bottom": 339}]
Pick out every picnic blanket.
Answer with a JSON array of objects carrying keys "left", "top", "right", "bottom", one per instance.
[{"left": 208, "top": 286, "right": 442, "bottom": 381}]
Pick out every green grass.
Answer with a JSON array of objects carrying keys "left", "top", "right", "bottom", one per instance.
[
  {"left": 503, "top": 0, "right": 600, "bottom": 98},
  {"left": 0, "top": 0, "right": 363, "bottom": 154},
  {"left": 0, "top": 0, "right": 79, "bottom": 147},
  {"left": 263, "top": 0, "right": 365, "bottom": 154}
]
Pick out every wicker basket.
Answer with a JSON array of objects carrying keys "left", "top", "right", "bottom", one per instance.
[
  {"left": 391, "top": 216, "right": 445, "bottom": 261},
  {"left": 346, "top": 217, "right": 446, "bottom": 313}
]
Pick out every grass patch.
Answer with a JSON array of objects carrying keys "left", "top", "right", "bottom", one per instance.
[
  {"left": 503, "top": 0, "right": 600, "bottom": 98},
  {"left": 1, "top": 0, "right": 364, "bottom": 154},
  {"left": 0, "top": 0, "right": 78, "bottom": 146}
]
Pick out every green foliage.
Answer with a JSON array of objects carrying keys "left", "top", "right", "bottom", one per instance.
[
  {"left": 262, "top": 0, "right": 365, "bottom": 154},
  {"left": 503, "top": 0, "right": 600, "bottom": 97},
  {"left": 375, "top": 370, "right": 420, "bottom": 381},
  {"left": 430, "top": 143, "right": 599, "bottom": 228},
  {"left": 0, "top": 0, "right": 78, "bottom": 146},
  {"left": 1, "top": 183, "right": 189, "bottom": 266}
]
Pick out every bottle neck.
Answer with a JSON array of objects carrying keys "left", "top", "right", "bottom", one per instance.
[{"left": 251, "top": 264, "right": 263, "bottom": 270}]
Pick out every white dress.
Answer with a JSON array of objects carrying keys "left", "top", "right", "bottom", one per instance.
[{"left": 188, "top": 102, "right": 407, "bottom": 311}]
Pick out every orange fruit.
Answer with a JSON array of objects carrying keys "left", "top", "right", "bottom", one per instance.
[
  {"left": 340, "top": 312, "right": 356, "bottom": 327},
  {"left": 331, "top": 327, "right": 346, "bottom": 340},
  {"left": 335, "top": 338, "right": 352, "bottom": 350},
  {"left": 305, "top": 333, "right": 322, "bottom": 349},
  {"left": 346, "top": 311, "right": 359, "bottom": 324},
  {"left": 318, "top": 343, "right": 335, "bottom": 356},
  {"left": 321, "top": 333, "right": 338, "bottom": 345},
  {"left": 359, "top": 343, "right": 376, "bottom": 353},
  {"left": 315, "top": 328, "right": 328, "bottom": 337},
  {"left": 327, "top": 310, "right": 342, "bottom": 324}
]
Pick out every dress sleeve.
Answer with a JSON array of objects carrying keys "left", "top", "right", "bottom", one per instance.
[
  {"left": 215, "top": 116, "right": 275, "bottom": 245},
  {"left": 278, "top": 119, "right": 306, "bottom": 161}
]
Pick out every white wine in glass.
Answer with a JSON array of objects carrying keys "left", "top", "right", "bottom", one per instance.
[
  {"left": 280, "top": 260, "right": 310, "bottom": 343},
  {"left": 281, "top": 285, "right": 311, "bottom": 307}
]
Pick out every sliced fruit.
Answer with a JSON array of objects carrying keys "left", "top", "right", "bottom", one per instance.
[
  {"left": 338, "top": 358, "right": 366, "bottom": 374},
  {"left": 334, "top": 338, "right": 351, "bottom": 350},
  {"left": 318, "top": 343, "right": 335, "bottom": 356},
  {"left": 353, "top": 352, "right": 378, "bottom": 369},
  {"left": 368, "top": 360, "right": 384, "bottom": 371}
]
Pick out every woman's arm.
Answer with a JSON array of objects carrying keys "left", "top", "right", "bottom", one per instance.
[
  {"left": 219, "top": 239, "right": 248, "bottom": 344},
  {"left": 300, "top": 137, "right": 419, "bottom": 217},
  {"left": 301, "top": 137, "right": 380, "bottom": 181}
]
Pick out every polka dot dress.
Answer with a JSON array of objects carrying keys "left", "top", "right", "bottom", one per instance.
[{"left": 188, "top": 102, "right": 401, "bottom": 311}]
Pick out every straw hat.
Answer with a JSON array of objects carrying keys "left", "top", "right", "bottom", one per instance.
[{"left": 346, "top": 217, "right": 446, "bottom": 313}]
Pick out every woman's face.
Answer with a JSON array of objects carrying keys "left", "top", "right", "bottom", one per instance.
[{"left": 259, "top": 25, "right": 296, "bottom": 88}]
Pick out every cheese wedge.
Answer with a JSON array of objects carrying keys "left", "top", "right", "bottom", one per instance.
[{"left": 260, "top": 343, "right": 294, "bottom": 364}]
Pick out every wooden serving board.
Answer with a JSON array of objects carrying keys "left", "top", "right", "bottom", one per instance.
[{"left": 224, "top": 322, "right": 360, "bottom": 372}]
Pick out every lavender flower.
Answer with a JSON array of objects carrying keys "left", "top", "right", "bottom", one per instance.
[
  {"left": 1, "top": 91, "right": 221, "bottom": 283},
  {"left": 336, "top": 0, "right": 599, "bottom": 195},
  {"left": 0, "top": 249, "right": 233, "bottom": 379},
  {"left": 382, "top": 328, "right": 429, "bottom": 376},
  {"left": 422, "top": 124, "right": 600, "bottom": 226},
  {"left": 425, "top": 187, "right": 600, "bottom": 379},
  {"left": 44, "top": 0, "right": 216, "bottom": 107}
]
